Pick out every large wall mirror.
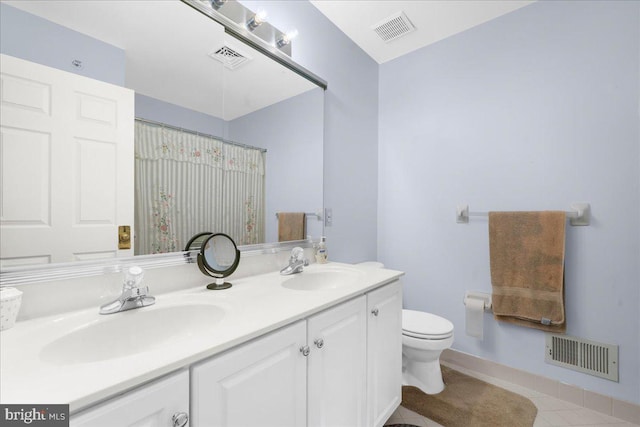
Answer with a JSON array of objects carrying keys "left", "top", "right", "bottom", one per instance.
[{"left": 0, "top": 0, "right": 324, "bottom": 270}]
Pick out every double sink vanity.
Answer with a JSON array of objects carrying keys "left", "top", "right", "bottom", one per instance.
[{"left": 0, "top": 260, "right": 404, "bottom": 426}]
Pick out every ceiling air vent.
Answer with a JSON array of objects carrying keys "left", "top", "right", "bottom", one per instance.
[
  {"left": 372, "top": 11, "right": 416, "bottom": 43},
  {"left": 208, "top": 45, "right": 251, "bottom": 70}
]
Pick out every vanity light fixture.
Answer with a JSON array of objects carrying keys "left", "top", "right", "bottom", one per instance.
[
  {"left": 247, "top": 10, "right": 267, "bottom": 31},
  {"left": 276, "top": 29, "right": 299, "bottom": 48},
  {"left": 210, "top": 0, "right": 227, "bottom": 9}
]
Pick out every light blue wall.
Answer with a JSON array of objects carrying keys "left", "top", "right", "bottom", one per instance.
[
  {"left": 135, "top": 94, "right": 226, "bottom": 137},
  {"left": 0, "top": 3, "right": 125, "bottom": 86},
  {"left": 228, "top": 88, "right": 324, "bottom": 243},
  {"left": 378, "top": 0, "right": 640, "bottom": 404},
  {"left": 241, "top": 1, "right": 380, "bottom": 263}
]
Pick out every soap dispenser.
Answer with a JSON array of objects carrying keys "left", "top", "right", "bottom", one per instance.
[{"left": 315, "top": 236, "right": 328, "bottom": 264}]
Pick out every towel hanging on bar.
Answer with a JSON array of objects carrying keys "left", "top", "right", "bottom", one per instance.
[
  {"left": 277, "top": 212, "right": 306, "bottom": 242},
  {"left": 489, "top": 211, "right": 567, "bottom": 333}
]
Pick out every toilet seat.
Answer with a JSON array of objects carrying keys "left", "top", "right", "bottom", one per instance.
[
  {"left": 402, "top": 309, "right": 454, "bottom": 340},
  {"left": 403, "top": 330, "right": 453, "bottom": 340}
]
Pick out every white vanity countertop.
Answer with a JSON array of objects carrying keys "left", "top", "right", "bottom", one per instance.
[{"left": 0, "top": 262, "right": 403, "bottom": 413}]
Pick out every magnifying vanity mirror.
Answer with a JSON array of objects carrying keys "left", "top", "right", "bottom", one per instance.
[
  {"left": 184, "top": 232, "right": 215, "bottom": 252},
  {"left": 0, "top": 0, "right": 326, "bottom": 276},
  {"left": 196, "top": 233, "right": 241, "bottom": 290}
]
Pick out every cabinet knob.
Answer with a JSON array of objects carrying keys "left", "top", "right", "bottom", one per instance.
[
  {"left": 172, "top": 412, "right": 189, "bottom": 427},
  {"left": 314, "top": 338, "right": 324, "bottom": 349},
  {"left": 371, "top": 308, "right": 379, "bottom": 316},
  {"left": 300, "top": 345, "right": 310, "bottom": 356}
]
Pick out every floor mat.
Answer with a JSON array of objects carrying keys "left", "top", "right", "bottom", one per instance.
[{"left": 402, "top": 365, "right": 537, "bottom": 427}]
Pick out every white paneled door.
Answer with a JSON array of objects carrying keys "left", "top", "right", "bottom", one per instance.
[{"left": 0, "top": 54, "right": 134, "bottom": 266}]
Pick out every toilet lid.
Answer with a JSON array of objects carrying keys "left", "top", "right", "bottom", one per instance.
[{"left": 402, "top": 309, "right": 454, "bottom": 339}]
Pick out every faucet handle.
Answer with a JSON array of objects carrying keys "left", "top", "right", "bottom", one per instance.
[
  {"left": 123, "top": 266, "right": 145, "bottom": 290},
  {"left": 290, "top": 247, "right": 305, "bottom": 261}
]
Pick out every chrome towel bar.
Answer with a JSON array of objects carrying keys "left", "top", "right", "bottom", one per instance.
[{"left": 456, "top": 203, "right": 590, "bottom": 226}]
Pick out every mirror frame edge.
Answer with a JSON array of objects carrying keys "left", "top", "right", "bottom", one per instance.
[{"left": 0, "top": 239, "right": 315, "bottom": 286}]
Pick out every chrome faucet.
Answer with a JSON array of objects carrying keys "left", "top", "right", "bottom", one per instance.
[
  {"left": 280, "top": 247, "right": 309, "bottom": 275},
  {"left": 99, "top": 266, "right": 156, "bottom": 314}
]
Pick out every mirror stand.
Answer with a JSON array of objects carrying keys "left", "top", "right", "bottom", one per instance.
[
  {"left": 206, "top": 277, "right": 233, "bottom": 291},
  {"left": 196, "top": 252, "right": 236, "bottom": 290}
]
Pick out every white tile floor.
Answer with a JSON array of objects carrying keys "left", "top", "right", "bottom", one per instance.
[{"left": 385, "top": 362, "right": 639, "bottom": 427}]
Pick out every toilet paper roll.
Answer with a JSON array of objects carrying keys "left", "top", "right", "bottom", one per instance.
[{"left": 465, "top": 297, "right": 484, "bottom": 340}]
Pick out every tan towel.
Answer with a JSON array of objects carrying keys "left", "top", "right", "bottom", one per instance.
[
  {"left": 278, "top": 212, "right": 306, "bottom": 242},
  {"left": 489, "top": 211, "right": 566, "bottom": 332}
]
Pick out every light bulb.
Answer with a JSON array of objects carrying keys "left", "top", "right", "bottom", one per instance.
[
  {"left": 277, "top": 29, "right": 298, "bottom": 48},
  {"left": 247, "top": 10, "right": 268, "bottom": 30},
  {"left": 210, "top": 0, "right": 227, "bottom": 9}
]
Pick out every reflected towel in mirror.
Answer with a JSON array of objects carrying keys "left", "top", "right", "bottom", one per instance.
[{"left": 278, "top": 212, "right": 306, "bottom": 242}]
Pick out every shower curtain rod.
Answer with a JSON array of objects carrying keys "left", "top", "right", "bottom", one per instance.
[{"left": 135, "top": 117, "right": 268, "bottom": 153}]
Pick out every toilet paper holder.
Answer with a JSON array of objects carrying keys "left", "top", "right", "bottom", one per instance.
[{"left": 463, "top": 291, "right": 492, "bottom": 311}]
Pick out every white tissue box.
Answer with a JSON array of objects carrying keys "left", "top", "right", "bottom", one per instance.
[{"left": 0, "top": 287, "right": 23, "bottom": 331}]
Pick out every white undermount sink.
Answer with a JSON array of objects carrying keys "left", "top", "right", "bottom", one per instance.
[
  {"left": 40, "top": 303, "right": 226, "bottom": 364},
  {"left": 281, "top": 265, "right": 364, "bottom": 291}
]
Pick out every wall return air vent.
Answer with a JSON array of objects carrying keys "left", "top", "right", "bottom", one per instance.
[
  {"left": 208, "top": 45, "right": 251, "bottom": 70},
  {"left": 545, "top": 334, "right": 619, "bottom": 382},
  {"left": 372, "top": 11, "right": 416, "bottom": 43}
]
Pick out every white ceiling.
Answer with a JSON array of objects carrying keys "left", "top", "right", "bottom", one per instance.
[
  {"left": 309, "top": 0, "right": 535, "bottom": 64},
  {"left": 4, "top": 0, "right": 316, "bottom": 121}
]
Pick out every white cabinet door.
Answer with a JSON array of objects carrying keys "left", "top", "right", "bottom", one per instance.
[
  {"left": 71, "top": 370, "right": 189, "bottom": 427},
  {"left": 367, "top": 280, "right": 403, "bottom": 427},
  {"left": 307, "top": 296, "right": 367, "bottom": 427},
  {"left": 191, "top": 321, "right": 307, "bottom": 427},
  {"left": 0, "top": 54, "right": 134, "bottom": 266}
]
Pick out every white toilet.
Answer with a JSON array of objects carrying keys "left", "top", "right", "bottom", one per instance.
[
  {"left": 355, "top": 262, "right": 454, "bottom": 395},
  {"left": 402, "top": 309, "right": 454, "bottom": 394}
]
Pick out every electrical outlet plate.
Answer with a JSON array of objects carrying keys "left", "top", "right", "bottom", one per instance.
[{"left": 324, "top": 208, "right": 332, "bottom": 227}]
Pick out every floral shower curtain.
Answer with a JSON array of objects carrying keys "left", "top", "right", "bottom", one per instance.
[{"left": 134, "top": 121, "right": 265, "bottom": 254}]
